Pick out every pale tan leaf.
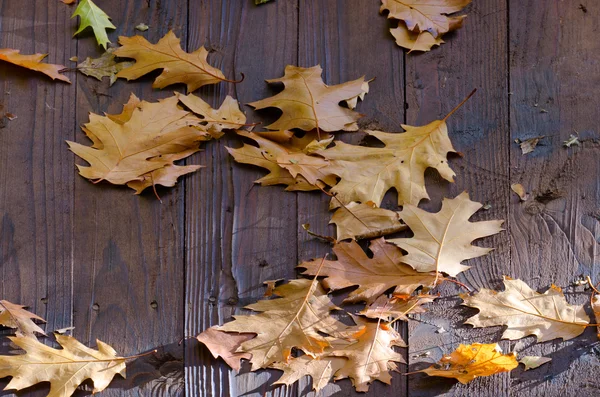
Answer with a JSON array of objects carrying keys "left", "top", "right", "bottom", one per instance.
[
  {"left": 359, "top": 294, "right": 436, "bottom": 322},
  {"left": 330, "top": 201, "right": 406, "bottom": 241},
  {"left": 391, "top": 22, "right": 444, "bottom": 53},
  {"left": 299, "top": 238, "right": 438, "bottom": 304},
  {"left": 177, "top": 93, "right": 247, "bottom": 135},
  {"left": 0, "top": 300, "right": 46, "bottom": 339},
  {"left": 271, "top": 353, "right": 346, "bottom": 392},
  {"left": 462, "top": 277, "right": 589, "bottom": 342},
  {"left": 196, "top": 327, "right": 254, "bottom": 371},
  {"left": 519, "top": 356, "right": 551, "bottom": 371},
  {"left": 389, "top": 192, "right": 503, "bottom": 276}
]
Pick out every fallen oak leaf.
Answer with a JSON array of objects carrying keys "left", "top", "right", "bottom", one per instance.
[
  {"left": 0, "top": 300, "right": 46, "bottom": 339},
  {"left": 380, "top": 0, "right": 471, "bottom": 37},
  {"left": 359, "top": 294, "right": 437, "bottom": 322},
  {"left": 344, "top": 79, "right": 372, "bottom": 110},
  {"left": 299, "top": 238, "right": 438, "bottom": 304},
  {"left": 391, "top": 22, "right": 443, "bottom": 53},
  {"left": 415, "top": 343, "right": 518, "bottom": 384},
  {"left": 320, "top": 90, "right": 475, "bottom": 208},
  {"left": 330, "top": 201, "right": 406, "bottom": 241},
  {"left": 389, "top": 191, "right": 504, "bottom": 277},
  {"left": 270, "top": 349, "right": 347, "bottom": 392},
  {"left": 77, "top": 48, "right": 133, "bottom": 86},
  {"left": 177, "top": 92, "right": 247, "bottom": 136},
  {"left": 67, "top": 95, "right": 209, "bottom": 193},
  {"left": 248, "top": 65, "right": 367, "bottom": 133},
  {"left": 461, "top": 277, "right": 590, "bottom": 342},
  {"left": 114, "top": 31, "right": 241, "bottom": 92},
  {"left": 218, "top": 278, "right": 348, "bottom": 370},
  {"left": 72, "top": 0, "right": 116, "bottom": 50},
  {"left": 0, "top": 49, "right": 70, "bottom": 83},
  {"left": 196, "top": 327, "right": 254, "bottom": 371},
  {"left": 0, "top": 334, "right": 154, "bottom": 397},
  {"left": 519, "top": 356, "right": 552, "bottom": 371}
]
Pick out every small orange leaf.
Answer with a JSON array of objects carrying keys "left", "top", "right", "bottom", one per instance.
[{"left": 0, "top": 49, "right": 70, "bottom": 83}]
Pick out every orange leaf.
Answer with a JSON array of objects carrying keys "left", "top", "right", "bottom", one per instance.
[{"left": 0, "top": 49, "right": 70, "bottom": 83}]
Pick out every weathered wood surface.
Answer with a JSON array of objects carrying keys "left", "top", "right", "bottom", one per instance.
[{"left": 0, "top": 1, "right": 599, "bottom": 396}]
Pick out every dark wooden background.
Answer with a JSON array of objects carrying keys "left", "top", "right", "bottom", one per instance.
[{"left": 0, "top": 0, "right": 599, "bottom": 396}]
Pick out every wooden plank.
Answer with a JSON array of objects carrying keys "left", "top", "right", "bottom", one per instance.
[
  {"left": 297, "top": 1, "right": 406, "bottom": 395},
  {"left": 184, "top": 1, "right": 299, "bottom": 396},
  {"left": 71, "top": 1, "right": 187, "bottom": 396},
  {"left": 0, "top": 0, "right": 76, "bottom": 394},
  {"left": 507, "top": 0, "right": 600, "bottom": 394},
  {"left": 403, "top": 1, "right": 511, "bottom": 396}
]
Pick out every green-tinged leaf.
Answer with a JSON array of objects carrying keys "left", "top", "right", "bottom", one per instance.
[{"left": 72, "top": 0, "right": 116, "bottom": 49}]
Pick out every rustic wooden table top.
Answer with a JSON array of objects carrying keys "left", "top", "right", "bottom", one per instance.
[{"left": 1, "top": 0, "right": 599, "bottom": 396}]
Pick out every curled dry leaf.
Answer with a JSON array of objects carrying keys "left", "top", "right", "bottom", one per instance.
[
  {"left": 389, "top": 192, "right": 504, "bottom": 277},
  {"left": 0, "top": 300, "right": 46, "bottom": 339},
  {"left": 226, "top": 129, "right": 336, "bottom": 191},
  {"left": 67, "top": 95, "right": 210, "bottom": 193},
  {"left": 330, "top": 201, "right": 406, "bottom": 241},
  {"left": 518, "top": 136, "right": 544, "bottom": 155},
  {"left": 461, "top": 277, "right": 589, "bottom": 342},
  {"left": 360, "top": 294, "right": 437, "bottom": 322},
  {"left": 418, "top": 343, "right": 518, "bottom": 384},
  {"left": 72, "top": 0, "right": 116, "bottom": 50},
  {"left": 0, "top": 49, "right": 70, "bottom": 83},
  {"left": 380, "top": 0, "right": 471, "bottom": 37},
  {"left": 519, "top": 356, "right": 552, "bottom": 371},
  {"left": 248, "top": 65, "right": 367, "bottom": 132},
  {"left": 0, "top": 334, "right": 126, "bottom": 397},
  {"left": 391, "top": 22, "right": 443, "bottom": 53},
  {"left": 77, "top": 48, "right": 133, "bottom": 86},
  {"left": 115, "top": 31, "right": 237, "bottom": 92},
  {"left": 219, "top": 278, "right": 348, "bottom": 370},
  {"left": 345, "top": 79, "right": 371, "bottom": 110},
  {"left": 196, "top": 327, "right": 254, "bottom": 371},
  {"left": 299, "top": 238, "right": 438, "bottom": 304},
  {"left": 511, "top": 183, "right": 528, "bottom": 201}
]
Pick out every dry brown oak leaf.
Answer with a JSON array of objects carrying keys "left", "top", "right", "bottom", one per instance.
[
  {"left": 0, "top": 49, "right": 70, "bottom": 83},
  {"left": 418, "top": 343, "right": 518, "bottom": 384},
  {"left": 381, "top": 0, "right": 471, "bottom": 37},
  {"left": 319, "top": 92, "right": 474, "bottom": 208},
  {"left": 0, "top": 300, "right": 46, "bottom": 339},
  {"left": 114, "top": 31, "right": 240, "bottom": 92},
  {"left": 272, "top": 317, "right": 405, "bottom": 392},
  {"left": 389, "top": 191, "right": 504, "bottom": 277},
  {"left": 462, "top": 277, "right": 590, "bottom": 342},
  {"left": 299, "top": 238, "right": 438, "bottom": 304},
  {"left": 177, "top": 92, "right": 247, "bottom": 137},
  {"left": 248, "top": 65, "right": 367, "bottom": 132},
  {"left": 0, "top": 334, "right": 126, "bottom": 397},
  {"left": 390, "top": 15, "right": 466, "bottom": 52},
  {"left": 67, "top": 95, "right": 210, "bottom": 193},
  {"left": 226, "top": 129, "right": 336, "bottom": 191},
  {"left": 330, "top": 201, "right": 406, "bottom": 241},
  {"left": 218, "top": 278, "right": 348, "bottom": 370},
  {"left": 359, "top": 294, "right": 437, "bottom": 322},
  {"left": 196, "top": 327, "right": 254, "bottom": 371}
]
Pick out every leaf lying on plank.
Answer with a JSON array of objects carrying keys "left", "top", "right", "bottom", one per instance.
[
  {"left": 177, "top": 92, "right": 247, "bottom": 136},
  {"left": 114, "top": 31, "right": 239, "bottom": 91},
  {"left": 0, "top": 334, "right": 126, "bottom": 397},
  {"left": 77, "top": 48, "right": 133, "bottom": 86},
  {"left": 72, "top": 0, "right": 116, "bottom": 49},
  {"left": 219, "top": 278, "right": 348, "bottom": 370},
  {"left": 519, "top": 356, "right": 552, "bottom": 371},
  {"left": 320, "top": 92, "right": 474, "bottom": 208},
  {"left": 380, "top": 0, "right": 471, "bottom": 37},
  {"left": 390, "top": 22, "right": 443, "bottom": 53},
  {"left": 248, "top": 65, "right": 367, "bottom": 133},
  {"left": 196, "top": 327, "right": 254, "bottom": 371},
  {"left": 67, "top": 95, "right": 209, "bottom": 193},
  {"left": 271, "top": 316, "right": 405, "bottom": 392},
  {"left": 226, "top": 129, "right": 336, "bottom": 191},
  {"left": 330, "top": 201, "right": 406, "bottom": 241},
  {"left": 360, "top": 294, "right": 436, "bottom": 322},
  {"left": 461, "top": 277, "right": 590, "bottom": 342},
  {"left": 592, "top": 293, "right": 600, "bottom": 339},
  {"left": 299, "top": 238, "right": 438, "bottom": 304},
  {"left": 0, "top": 300, "right": 46, "bottom": 339},
  {"left": 0, "top": 49, "right": 70, "bottom": 83},
  {"left": 417, "top": 343, "right": 518, "bottom": 384},
  {"left": 389, "top": 192, "right": 503, "bottom": 277}
]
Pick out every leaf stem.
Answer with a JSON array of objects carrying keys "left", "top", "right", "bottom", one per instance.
[{"left": 443, "top": 88, "right": 477, "bottom": 121}]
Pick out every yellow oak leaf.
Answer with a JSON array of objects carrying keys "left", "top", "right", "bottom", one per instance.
[
  {"left": 380, "top": 0, "right": 471, "bottom": 37},
  {"left": 419, "top": 343, "right": 518, "bottom": 384},
  {"left": 389, "top": 192, "right": 504, "bottom": 277},
  {"left": 248, "top": 65, "right": 367, "bottom": 132},
  {"left": 0, "top": 334, "right": 126, "bottom": 397},
  {"left": 114, "top": 31, "right": 239, "bottom": 92},
  {"left": 462, "top": 277, "right": 590, "bottom": 342},
  {"left": 299, "top": 238, "right": 438, "bottom": 304},
  {"left": 0, "top": 300, "right": 46, "bottom": 339},
  {"left": 0, "top": 49, "right": 70, "bottom": 83}
]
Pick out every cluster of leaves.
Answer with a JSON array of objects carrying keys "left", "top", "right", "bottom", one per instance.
[{"left": 0, "top": 300, "right": 152, "bottom": 396}]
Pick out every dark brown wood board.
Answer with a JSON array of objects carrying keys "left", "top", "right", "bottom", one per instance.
[{"left": 0, "top": 0, "right": 599, "bottom": 396}]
